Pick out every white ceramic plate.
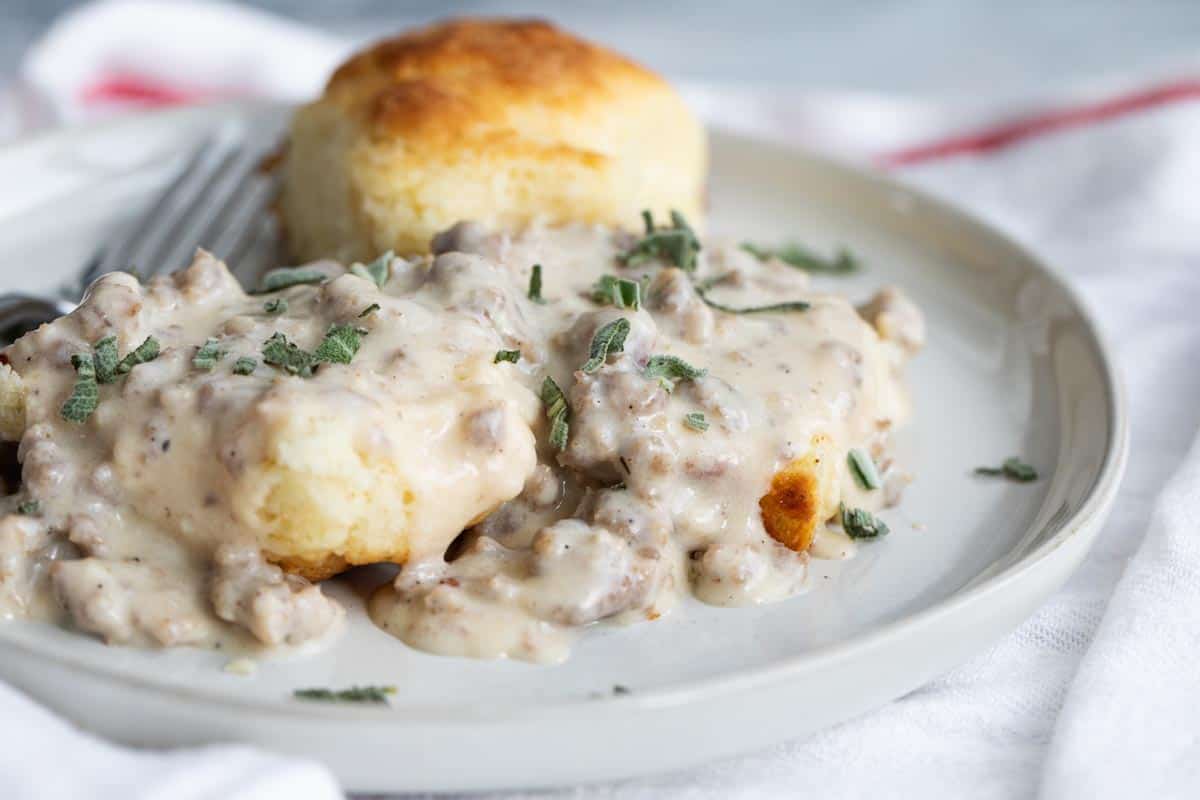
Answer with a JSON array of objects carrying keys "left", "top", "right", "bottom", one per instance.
[{"left": 0, "top": 104, "right": 1127, "bottom": 793}]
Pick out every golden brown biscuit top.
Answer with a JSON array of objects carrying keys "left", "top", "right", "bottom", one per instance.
[{"left": 323, "top": 18, "right": 671, "bottom": 145}]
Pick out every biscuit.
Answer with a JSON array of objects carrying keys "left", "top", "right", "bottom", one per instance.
[
  {"left": 759, "top": 434, "right": 841, "bottom": 552},
  {"left": 279, "top": 18, "right": 707, "bottom": 261}
]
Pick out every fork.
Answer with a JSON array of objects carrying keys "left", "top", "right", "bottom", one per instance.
[{"left": 0, "top": 127, "right": 281, "bottom": 342}]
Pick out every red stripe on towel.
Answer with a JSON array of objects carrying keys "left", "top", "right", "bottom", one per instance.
[
  {"left": 80, "top": 74, "right": 225, "bottom": 106},
  {"left": 878, "top": 78, "right": 1200, "bottom": 168}
]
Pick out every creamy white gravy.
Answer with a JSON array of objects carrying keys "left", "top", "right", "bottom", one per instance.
[{"left": 0, "top": 221, "right": 922, "bottom": 663}]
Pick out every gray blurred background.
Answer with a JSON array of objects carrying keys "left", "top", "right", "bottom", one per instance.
[{"left": 4, "top": 0, "right": 1200, "bottom": 95}]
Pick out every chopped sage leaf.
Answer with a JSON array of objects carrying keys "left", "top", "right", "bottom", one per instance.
[
  {"left": 589, "top": 274, "right": 616, "bottom": 305},
  {"left": 740, "top": 242, "right": 860, "bottom": 275},
  {"left": 528, "top": 264, "right": 546, "bottom": 304},
  {"left": 841, "top": 504, "right": 890, "bottom": 539},
  {"left": 263, "top": 298, "right": 288, "bottom": 315},
  {"left": 92, "top": 336, "right": 119, "bottom": 384},
  {"left": 670, "top": 210, "right": 693, "bottom": 231},
  {"left": 232, "top": 357, "right": 257, "bottom": 375},
  {"left": 358, "top": 303, "right": 381, "bottom": 318},
  {"left": 848, "top": 448, "right": 882, "bottom": 490},
  {"left": 192, "top": 338, "right": 226, "bottom": 370},
  {"left": 349, "top": 251, "right": 393, "bottom": 288},
  {"left": 115, "top": 336, "right": 160, "bottom": 375},
  {"left": 696, "top": 288, "right": 810, "bottom": 315},
  {"left": 293, "top": 685, "right": 397, "bottom": 704},
  {"left": 620, "top": 210, "right": 701, "bottom": 272},
  {"left": 256, "top": 267, "right": 326, "bottom": 293},
  {"left": 1002, "top": 457, "right": 1039, "bottom": 482},
  {"left": 643, "top": 354, "right": 707, "bottom": 390},
  {"left": 581, "top": 318, "right": 630, "bottom": 373},
  {"left": 975, "top": 457, "right": 1039, "bottom": 483},
  {"left": 16, "top": 499, "right": 40, "bottom": 516},
  {"left": 313, "top": 324, "right": 365, "bottom": 365},
  {"left": 262, "top": 324, "right": 366, "bottom": 377},
  {"left": 494, "top": 349, "right": 521, "bottom": 364},
  {"left": 61, "top": 336, "right": 161, "bottom": 422},
  {"left": 541, "top": 376, "right": 570, "bottom": 450},
  {"left": 261, "top": 332, "right": 317, "bottom": 377},
  {"left": 591, "top": 275, "right": 641, "bottom": 310},
  {"left": 61, "top": 352, "right": 99, "bottom": 423},
  {"left": 683, "top": 412, "right": 709, "bottom": 432}
]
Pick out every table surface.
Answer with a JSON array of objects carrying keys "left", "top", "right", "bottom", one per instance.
[{"left": 4, "top": 0, "right": 1200, "bottom": 96}]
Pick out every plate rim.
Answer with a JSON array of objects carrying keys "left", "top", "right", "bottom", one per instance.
[{"left": 0, "top": 101, "right": 1129, "bottom": 724}]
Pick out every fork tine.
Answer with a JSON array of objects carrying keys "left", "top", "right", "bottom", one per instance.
[
  {"left": 133, "top": 145, "right": 240, "bottom": 276},
  {"left": 152, "top": 142, "right": 268, "bottom": 275},
  {"left": 212, "top": 171, "right": 281, "bottom": 284},
  {"left": 83, "top": 133, "right": 219, "bottom": 287}
]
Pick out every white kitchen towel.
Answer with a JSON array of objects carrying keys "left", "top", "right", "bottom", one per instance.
[
  {"left": 1043, "top": 433, "right": 1200, "bottom": 799},
  {"left": 3, "top": 2, "right": 1200, "bottom": 799},
  {"left": 0, "top": 680, "right": 341, "bottom": 800}
]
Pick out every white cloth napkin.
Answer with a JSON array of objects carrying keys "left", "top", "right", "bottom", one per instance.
[
  {"left": 0, "top": 680, "right": 341, "bottom": 800},
  {"left": 4, "top": 2, "right": 1200, "bottom": 799}
]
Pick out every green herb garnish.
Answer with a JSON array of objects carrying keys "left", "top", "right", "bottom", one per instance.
[
  {"left": 115, "top": 336, "right": 160, "bottom": 375},
  {"left": 581, "top": 318, "right": 630, "bottom": 374},
  {"left": 61, "top": 335, "right": 160, "bottom": 422},
  {"left": 61, "top": 352, "right": 99, "bottom": 423},
  {"left": 261, "top": 324, "right": 366, "bottom": 377},
  {"left": 528, "top": 264, "right": 546, "bottom": 304},
  {"left": 620, "top": 210, "right": 701, "bottom": 272},
  {"left": 192, "top": 338, "right": 226, "bottom": 370},
  {"left": 293, "top": 685, "right": 397, "bottom": 705},
  {"left": 541, "top": 376, "right": 570, "bottom": 450},
  {"left": 696, "top": 288, "right": 810, "bottom": 315},
  {"left": 741, "top": 242, "right": 860, "bottom": 275},
  {"left": 61, "top": 336, "right": 160, "bottom": 422},
  {"left": 494, "top": 349, "right": 521, "bottom": 364},
  {"left": 261, "top": 332, "right": 318, "bottom": 377},
  {"left": 591, "top": 275, "right": 642, "bottom": 310},
  {"left": 92, "top": 336, "right": 119, "bottom": 384},
  {"left": 349, "top": 251, "right": 393, "bottom": 289},
  {"left": 683, "top": 412, "right": 709, "bottom": 432},
  {"left": 848, "top": 448, "right": 882, "bottom": 490},
  {"left": 232, "top": 357, "right": 257, "bottom": 375},
  {"left": 16, "top": 500, "right": 40, "bottom": 516},
  {"left": 643, "top": 354, "right": 707, "bottom": 390},
  {"left": 263, "top": 298, "right": 288, "bottom": 315},
  {"left": 841, "top": 504, "right": 889, "bottom": 539},
  {"left": 256, "top": 267, "right": 326, "bottom": 293},
  {"left": 975, "top": 457, "right": 1038, "bottom": 483},
  {"left": 313, "top": 324, "right": 365, "bottom": 365},
  {"left": 358, "top": 303, "right": 381, "bottom": 318}
]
